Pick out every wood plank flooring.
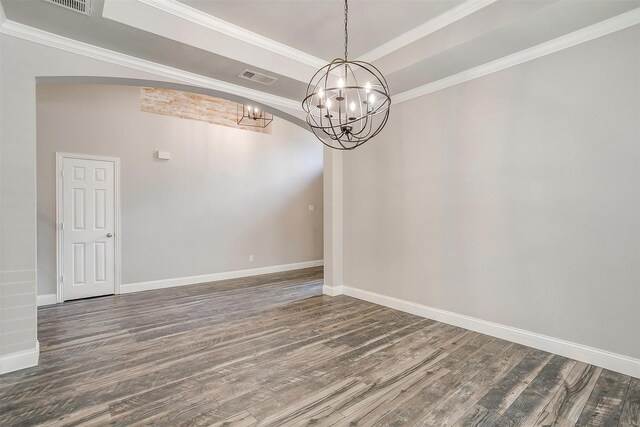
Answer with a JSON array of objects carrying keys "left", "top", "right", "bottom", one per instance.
[{"left": 1, "top": 267, "right": 638, "bottom": 426}]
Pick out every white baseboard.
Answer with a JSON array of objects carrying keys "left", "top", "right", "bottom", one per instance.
[
  {"left": 322, "top": 284, "right": 344, "bottom": 296},
  {"left": 121, "top": 260, "right": 324, "bottom": 294},
  {"left": 340, "top": 285, "right": 640, "bottom": 379},
  {"left": 0, "top": 341, "right": 40, "bottom": 375},
  {"left": 37, "top": 294, "right": 57, "bottom": 307}
]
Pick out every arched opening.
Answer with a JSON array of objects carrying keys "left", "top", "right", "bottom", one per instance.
[
  {"left": 35, "top": 80, "right": 324, "bottom": 305},
  {"left": 36, "top": 76, "right": 309, "bottom": 131}
]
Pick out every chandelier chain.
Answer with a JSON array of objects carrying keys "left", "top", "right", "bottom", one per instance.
[{"left": 344, "top": 0, "right": 348, "bottom": 60}]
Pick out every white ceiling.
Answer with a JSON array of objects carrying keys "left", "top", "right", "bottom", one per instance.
[
  {"left": 177, "top": 0, "right": 465, "bottom": 60},
  {"left": 1, "top": 0, "right": 639, "bottom": 109}
]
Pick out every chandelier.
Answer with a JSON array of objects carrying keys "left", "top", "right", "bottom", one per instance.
[
  {"left": 237, "top": 104, "right": 274, "bottom": 128},
  {"left": 302, "top": 0, "right": 391, "bottom": 150}
]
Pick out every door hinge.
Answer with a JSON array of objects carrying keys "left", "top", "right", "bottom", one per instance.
[
  {"left": 61, "top": 169, "right": 65, "bottom": 178},
  {"left": 60, "top": 275, "right": 64, "bottom": 283},
  {"left": 61, "top": 222, "right": 65, "bottom": 230}
]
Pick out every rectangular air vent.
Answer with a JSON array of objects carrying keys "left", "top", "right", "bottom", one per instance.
[
  {"left": 238, "top": 69, "right": 278, "bottom": 86},
  {"left": 43, "top": 0, "right": 92, "bottom": 16}
]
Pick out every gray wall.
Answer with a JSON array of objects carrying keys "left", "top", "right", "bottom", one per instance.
[
  {"left": 343, "top": 26, "right": 640, "bottom": 359},
  {"left": 1, "top": 34, "right": 177, "bottom": 364},
  {"left": 37, "top": 84, "right": 323, "bottom": 295}
]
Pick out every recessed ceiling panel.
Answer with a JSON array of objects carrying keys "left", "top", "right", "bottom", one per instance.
[
  {"left": 177, "top": 0, "right": 465, "bottom": 60},
  {"left": 386, "top": 0, "right": 640, "bottom": 95}
]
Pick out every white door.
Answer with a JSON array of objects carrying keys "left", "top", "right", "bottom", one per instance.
[{"left": 62, "top": 157, "right": 116, "bottom": 300}]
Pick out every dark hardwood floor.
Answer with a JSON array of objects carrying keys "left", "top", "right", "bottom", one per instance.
[{"left": 1, "top": 267, "right": 638, "bottom": 426}]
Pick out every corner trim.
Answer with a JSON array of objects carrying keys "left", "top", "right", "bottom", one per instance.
[
  {"left": 121, "top": 260, "right": 324, "bottom": 294},
  {"left": 358, "top": 0, "right": 497, "bottom": 63},
  {"left": 322, "top": 284, "right": 344, "bottom": 297},
  {"left": 394, "top": 7, "right": 640, "bottom": 104},
  {"left": 342, "top": 286, "right": 640, "bottom": 379},
  {"left": 0, "top": 20, "right": 300, "bottom": 111},
  {"left": 136, "top": 0, "right": 327, "bottom": 70},
  {"left": 37, "top": 294, "right": 58, "bottom": 307},
  {"left": 0, "top": 341, "right": 40, "bottom": 375}
]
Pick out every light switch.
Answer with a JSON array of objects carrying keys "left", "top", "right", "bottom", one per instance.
[
  {"left": 156, "top": 151, "right": 171, "bottom": 160},
  {"left": 308, "top": 205, "right": 315, "bottom": 211}
]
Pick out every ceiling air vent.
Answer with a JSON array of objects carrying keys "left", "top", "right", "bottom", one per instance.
[
  {"left": 43, "top": 0, "right": 92, "bottom": 16},
  {"left": 238, "top": 69, "right": 278, "bottom": 86}
]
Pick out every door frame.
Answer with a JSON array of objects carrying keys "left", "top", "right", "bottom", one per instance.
[{"left": 56, "top": 152, "right": 122, "bottom": 303}]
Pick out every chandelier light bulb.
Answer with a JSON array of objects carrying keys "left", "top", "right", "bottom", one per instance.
[
  {"left": 365, "top": 82, "right": 371, "bottom": 93},
  {"left": 350, "top": 101, "right": 356, "bottom": 112},
  {"left": 326, "top": 99, "right": 332, "bottom": 109},
  {"left": 337, "top": 78, "right": 344, "bottom": 88},
  {"left": 247, "top": 106, "right": 252, "bottom": 111},
  {"left": 369, "top": 94, "right": 376, "bottom": 104},
  {"left": 318, "top": 88, "right": 324, "bottom": 98}
]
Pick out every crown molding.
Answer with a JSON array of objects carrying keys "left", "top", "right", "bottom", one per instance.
[
  {"left": 358, "top": 0, "right": 497, "bottom": 63},
  {"left": 394, "top": 7, "right": 640, "bottom": 104},
  {"left": 137, "top": 0, "right": 328, "bottom": 70},
  {"left": 0, "top": 19, "right": 301, "bottom": 112},
  {"left": 2, "top": 5, "right": 637, "bottom": 112}
]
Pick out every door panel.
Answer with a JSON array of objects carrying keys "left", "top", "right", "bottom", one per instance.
[
  {"left": 72, "top": 188, "right": 86, "bottom": 230},
  {"left": 95, "top": 241, "right": 107, "bottom": 283},
  {"left": 62, "top": 157, "right": 116, "bottom": 301},
  {"left": 72, "top": 243, "right": 86, "bottom": 285}
]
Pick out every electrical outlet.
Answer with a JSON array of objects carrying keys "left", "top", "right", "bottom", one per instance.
[
  {"left": 308, "top": 204, "right": 315, "bottom": 211},
  {"left": 249, "top": 255, "right": 254, "bottom": 262}
]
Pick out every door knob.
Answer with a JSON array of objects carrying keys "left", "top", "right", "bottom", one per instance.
[{"left": 106, "top": 233, "right": 113, "bottom": 238}]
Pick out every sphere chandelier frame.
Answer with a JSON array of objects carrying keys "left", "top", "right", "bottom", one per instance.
[{"left": 302, "top": 0, "right": 391, "bottom": 150}]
